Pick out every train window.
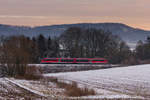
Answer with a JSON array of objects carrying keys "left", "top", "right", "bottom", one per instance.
[
  {"left": 92, "top": 59, "right": 105, "bottom": 61},
  {"left": 44, "top": 59, "right": 57, "bottom": 61},
  {"left": 76, "top": 59, "right": 89, "bottom": 62},
  {"left": 61, "top": 59, "right": 74, "bottom": 62}
]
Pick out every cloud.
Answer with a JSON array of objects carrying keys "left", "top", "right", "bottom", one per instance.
[
  {"left": 0, "top": 15, "right": 48, "bottom": 19},
  {"left": 0, "top": 0, "right": 150, "bottom": 29}
]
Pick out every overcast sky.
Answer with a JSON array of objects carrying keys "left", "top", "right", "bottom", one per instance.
[{"left": 0, "top": 0, "right": 150, "bottom": 30}]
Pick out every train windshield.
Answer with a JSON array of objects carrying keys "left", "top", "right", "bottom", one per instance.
[{"left": 92, "top": 59, "right": 105, "bottom": 61}]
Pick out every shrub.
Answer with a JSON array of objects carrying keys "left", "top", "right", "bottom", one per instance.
[
  {"left": 47, "top": 77, "right": 96, "bottom": 97},
  {"left": 122, "top": 56, "right": 140, "bottom": 65},
  {"left": 15, "top": 66, "right": 43, "bottom": 80},
  {"left": 46, "top": 77, "right": 58, "bottom": 83},
  {"left": 64, "top": 82, "right": 96, "bottom": 97},
  {"left": 0, "top": 64, "right": 27, "bottom": 77}
]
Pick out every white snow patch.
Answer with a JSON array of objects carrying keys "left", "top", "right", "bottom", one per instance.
[
  {"left": 79, "top": 95, "right": 144, "bottom": 99},
  {"left": 5, "top": 78, "right": 46, "bottom": 97},
  {"left": 4, "top": 78, "right": 65, "bottom": 99},
  {"left": 45, "top": 64, "right": 150, "bottom": 99}
]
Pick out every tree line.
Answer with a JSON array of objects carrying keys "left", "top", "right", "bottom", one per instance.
[
  {"left": 0, "top": 26, "right": 150, "bottom": 66},
  {"left": 59, "top": 27, "right": 131, "bottom": 64},
  {"left": 135, "top": 37, "right": 150, "bottom": 62},
  {"left": 0, "top": 35, "right": 59, "bottom": 77}
]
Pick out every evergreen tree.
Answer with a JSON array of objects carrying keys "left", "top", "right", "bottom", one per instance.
[
  {"left": 136, "top": 38, "right": 150, "bottom": 60},
  {"left": 46, "top": 36, "right": 52, "bottom": 57},
  {"left": 37, "top": 34, "right": 47, "bottom": 59},
  {"left": 47, "top": 36, "right": 52, "bottom": 50},
  {"left": 50, "top": 39, "right": 59, "bottom": 57},
  {"left": 31, "top": 37, "right": 39, "bottom": 63}
]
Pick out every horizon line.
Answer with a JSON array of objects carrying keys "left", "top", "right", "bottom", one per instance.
[{"left": 0, "top": 22, "right": 150, "bottom": 31}]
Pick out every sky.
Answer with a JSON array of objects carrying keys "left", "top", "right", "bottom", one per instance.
[{"left": 0, "top": 0, "right": 150, "bottom": 30}]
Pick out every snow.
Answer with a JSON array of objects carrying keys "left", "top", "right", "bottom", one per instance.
[
  {"left": 79, "top": 95, "right": 144, "bottom": 99},
  {"left": 45, "top": 64, "right": 150, "bottom": 98},
  {"left": 4, "top": 78, "right": 65, "bottom": 99},
  {"left": 1, "top": 64, "right": 150, "bottom": 99},
  {"left": 0, "top": 78, "right": 26, "bottom": 99},
  {"left": 5, "top": 78, "right": 47, "bottom": 97}
]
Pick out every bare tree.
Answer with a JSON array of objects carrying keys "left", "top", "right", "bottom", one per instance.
[{"left": 0, "top": 36, "right": 33, "bottom": 77}]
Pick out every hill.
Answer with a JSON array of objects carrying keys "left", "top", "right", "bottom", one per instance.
[{"left": 0, "top": 23, "right": 150, "bottom": 48}]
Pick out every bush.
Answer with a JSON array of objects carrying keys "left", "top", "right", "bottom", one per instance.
[
  {"left": 139, "top": 59, "right": 150, "bottom": 64},
  {"left": 64, "top": 82, "right": 96, "bottom": 97},
  {"left": 46, "top": 77, "right": 58, "bottom": 83},
  {"left": 15, "top": 66, "right": 43, "bottom": 80},
  {"left": 122, "top": 56, "right": 140, "bottom": 65},
  {"left": 47, "top": 77, "right": 96, "bottom": 97},
  {"left": 0, "top": 64, "right": 27, "bottom": 77}
]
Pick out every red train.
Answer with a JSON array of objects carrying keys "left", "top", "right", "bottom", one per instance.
[{"left": 41, "top": 58, "right": 108, "bottom": 64}]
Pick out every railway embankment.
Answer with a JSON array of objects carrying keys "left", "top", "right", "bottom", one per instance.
[{"left": 31, "top": 64, "right": 120, "bottom": 73}]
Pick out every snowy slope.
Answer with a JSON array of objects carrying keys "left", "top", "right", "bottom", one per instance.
[{"left": 45, "top": 64, "right": 150, "bottom": 98}]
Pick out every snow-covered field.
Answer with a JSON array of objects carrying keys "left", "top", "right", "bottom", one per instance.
[
  {"left": 45, "top": 64, "right": 150, "bottom": 99},
  {"left": 1, "top": 64, "right": 150, "bottom": 99}
]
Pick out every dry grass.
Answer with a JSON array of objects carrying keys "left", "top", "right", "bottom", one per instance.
[
  {"left": 73, "top": 98, "right": 141, "bottom": 100},
  {"left": 47, "top": 77, "right": 96, "bottom": 97},
  {"left": 15, "top": 66, "right": 43, "bottom": 80},
  {"left": 64, "top": 82, "right": 96, "bottom": 97}
]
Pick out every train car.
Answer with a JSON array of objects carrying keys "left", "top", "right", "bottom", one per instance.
[
  {"left": 75, "top": 58, "right": 90, "bottom": 64},
  {"left": 41, "top": 58, "right": 59, "bottom": 64},
  {"left": 90, "top": 58, "right": 108, "bottom": 64},
  {"left": 40, "top": 58, "right": 108, "bottom": 64},
  {"left": 60, "top": 58, "right": 75, "bottom": 64}
]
